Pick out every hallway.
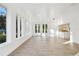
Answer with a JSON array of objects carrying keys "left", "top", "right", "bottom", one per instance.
[{"left": 9, "top": 36, "right": 79, "bottom": 56}]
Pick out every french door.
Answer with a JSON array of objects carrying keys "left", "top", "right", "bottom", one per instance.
[{"left": 35, "top": 24, "right": 48, "bottom": 36}]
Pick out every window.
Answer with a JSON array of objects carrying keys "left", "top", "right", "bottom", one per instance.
[
  {"left": 35, "top": 24, "right": 48, "bottom": 34},
  {"left": 38, "top": 24, "right": 40, "bottom": 33},
  {"left": 45, "top": 24, "right": 47, "bottom": 33},
  {"left": 35, "top": 24, "right": 37, "bottom": 33},
  {"left": 16, "top": 16, "right": 18, "bottom": 38},
  {"left": 0, "top": 7, "right": 7, "bottom": 44},
  {"left": 20, "top": 18, "right": 22, "bottom": 36},
  {"left": 16, "top": 16, "right": 22, "bottom": 38},
  {"left": 42, "top": 24, "right": 44, "bottom": 33}
]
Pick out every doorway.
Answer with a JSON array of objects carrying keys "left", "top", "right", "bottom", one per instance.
[{"left": 34, "top": 24, "right": 48, "bottom": 37}]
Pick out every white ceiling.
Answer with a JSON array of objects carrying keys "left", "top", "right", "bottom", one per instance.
[
  {"left": 2, "top": 3, "right": 76, "bottom": 13},
  {"left": 1, "top": 3, "right": 79, "bottom": 24}
]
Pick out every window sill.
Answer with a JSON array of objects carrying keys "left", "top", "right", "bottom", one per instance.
[{"left": 0, "top": 42, "right": 8, "bottom": 48}]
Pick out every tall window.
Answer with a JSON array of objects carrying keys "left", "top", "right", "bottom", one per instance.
[
  {"left": 20, "top": 18, "right": 22, "bottom": 36},
  {"left": 45, "top": 24, "right": 47, "bottom": 33},
  {"left": 42, "top": 24, "right": 44, "bottom": 33},
  {"left": 16, "top": 16, "right": 22, "bottom": 38},
  {"left": 35, "top": 24, "right": 48, "bottom": 34},
  {"left": 16, "top": 16, "right": 18, "bottom": 38},
  {"left": 38, "top": 24, "right": 40, "bottom": 33},
  {"left": 0, "top": 7, "right": 7, "bottom": 44},
  {"left": 35, "top": 24, "right": 37, "bottom": 33}
]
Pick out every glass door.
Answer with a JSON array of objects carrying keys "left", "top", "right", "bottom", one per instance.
[{"left": 34, "top": 24, "right": 48, "bottom": 37}]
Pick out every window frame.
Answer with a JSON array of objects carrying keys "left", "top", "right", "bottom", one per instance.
[{"left": 0, "top": 6, "right": 7, "bottom": 44}]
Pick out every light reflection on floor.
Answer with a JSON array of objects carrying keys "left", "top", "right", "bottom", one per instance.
[{"left": 9, "top": 36, "right": 79, "bottom": 56}]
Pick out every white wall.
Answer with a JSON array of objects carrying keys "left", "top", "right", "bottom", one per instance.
[
  {"left": 10, "top": 3, "right": 71, "bottom": 38},
  {"left": 60, "top": 4, "right": 79, "bottom": 43},
  {"left": 24, "top": 4, "right": 67, "bottom": 36},
  {"left": 0, "top": 4, "right": 32, "bottom": 56}
]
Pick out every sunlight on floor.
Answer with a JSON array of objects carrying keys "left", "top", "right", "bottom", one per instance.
[
  {"left": 63, "top": 41, "right": 72, "bottom": 44},
  {"left": 75, "top": 52, "right": 79, "bottom": 56}
]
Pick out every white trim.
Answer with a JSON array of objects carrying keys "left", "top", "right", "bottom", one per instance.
[
  {"left": 0, "top": 42, "right": 8, "bottom": 47},
  {"left": 6, "top": 8, "right": 12, "bottom": 43},
  {"left": 18, "top": 16, "right": 20, "bottom": 38},
  {"left": 21, "top": 17, "right": 24, "bottom": 36}
]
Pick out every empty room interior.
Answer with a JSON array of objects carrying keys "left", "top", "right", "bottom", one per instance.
[{"left": 0, "top": 3, "right": 79, "bottom": 56}]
